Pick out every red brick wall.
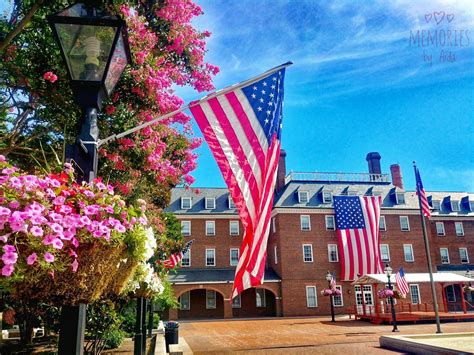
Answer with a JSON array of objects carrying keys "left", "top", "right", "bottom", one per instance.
[
  {"left": 177, "top": 289, "right": 225, "bottom": 319},
  {"left": 232, "top": 288, "right": 276, "bottom": 317}
]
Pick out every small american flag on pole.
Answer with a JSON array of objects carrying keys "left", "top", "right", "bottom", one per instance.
[
  {"left": 415, "top": 167, "right": 431, "bottom": 217},
  {"left": 190, "top": 62, "right": 290, "bottom": 299},
  {"left": 162, "top": 240, "right": 194, "bottom": 268},
  {"left": 334, "top": 196, "right": 384, "bottom": 281},
  {"left": 395, "top": 267, "right": 409, "bottom": 296}
]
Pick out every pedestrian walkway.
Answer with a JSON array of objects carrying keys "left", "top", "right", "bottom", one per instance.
[{"left": 179, "top": 316, "right": 474, "bottom": 354}]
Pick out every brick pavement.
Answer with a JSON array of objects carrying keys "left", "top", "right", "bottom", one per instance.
[{"left": 179, "top": 315, "right": 474, "bottom": 354}]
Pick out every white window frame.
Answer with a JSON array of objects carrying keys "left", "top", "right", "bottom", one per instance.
[
  {"left": 325, "top": 215, "right": 335, "bottom": 231},
  {"left": 179, "top": 291, "right": 190, "bottom": 310},
  {"left": 436, "top": 222, "right": 445, "bottom": 236},
  {"left": 404, "top": 244, "right": 414, "bottom": 262},
  {"left": 205, "top": 248, "right": 215, "bottom": 267},
  {"left": 322, "top": 191, "right": 333, "bottom": 204},
  {"left": 206, "top": 290, "right": 217, "bottom": 309},
  {"left": 396, "top": 193, "right": 406, "bottom": 204},
  {"left": 332, "top": 285, "right": 344, "bottom": 307},
  {"left": 379, "top": 216, "right": 386, "bottom": 231},
  {"left": 274, "top": 245, "right": 278, "bottom": 264},
  {"left": 228, "top": 197, "right": 236, "bottom": 209},
  {"left": 298, "top": 191, "right": 309, "bottom": 203},
  {"left": 327, "top": 244, "right": 338, "bottom": 262},
  {"left": 229, "top": 220, "right": 239, "bottom": 236},
  {"left": 181, "top": 197, "right": 192, "bottom": 210},
  {"left": 446, "top": 285, "right": 456, "bottom": 302},
  {"left": 400, "top": 216, "right": 410, "bottom": 231},
  {"left": 181, "top": 220, "right": 191, "bottom": 236},
  {"left": 380, "top": 244, "right": 390, "bottom": 262},
  {"left": 256, "top": 288, "right": 266, "bottom": 308},
  {"left": 459, "top": 248, "right": 469, "bottom": 263},
  {"left": 409, "top": 284, "right": 421, "bottom": 304},
  {"left": 303, "top": 244, "right": 313, "bottom": 262},
  {"left": 230, "top": 248, "right": 239, "bottom": 266},
  {"left": 451, "top": 201, "right": 460, "bottom": 212},
  {"left": 272, "top": 217, "right": 276, "bottom": 233},
  {"left": 470, "top": 201, "right": 474, "bottom": 212},
  {"left": 432, "top": 200, "right": 441, "bottom": 210},
  {"left": 205, "top": 220, "right": 216, "bottom": 236},
  {"left": 205, "top": 197, "right": 216, "bottom": 210},
  {"left": 440, "top": 248, "right": 450, "bottom": 264},
  {"left": 182, "top": 249, "right": 191, "bottom": 267},
  {"left": 232, "top": 294, "right": 241, "bottom": 308},
  {"left": 300, "top": 215, "right": 311, "bottom": 231},
  {"left": 455, "top": 222, "right": 464, "bottom": 236},
  {"left": 306, "top": 286, "right": 318, "bottom": 308}
]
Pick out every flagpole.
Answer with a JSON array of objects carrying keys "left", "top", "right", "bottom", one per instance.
[
  {"left": 98, "top": 61, "right": 293, "bottom": 148},
  {"left": 413, "top": 161, "right": 442, "bottom": 333}
]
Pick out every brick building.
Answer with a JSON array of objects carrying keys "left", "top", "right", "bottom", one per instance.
[{"left": 165, "top": 152, "right": 474, "bottom": 319}]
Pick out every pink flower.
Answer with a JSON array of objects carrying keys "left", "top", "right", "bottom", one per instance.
[
  {"left": 8, "top": 201, "right": 19, "bottom": 209},
  {"left": 114, "top": 224, "right": 126, "bottom": 233},
  {"left": 2, "top": 252, "right": 18, "bottom": 265},
  {"left": 44, "top": 252, "right": 54, "bottom": 263},
  {"left": 0, "top": 155, "right": 5, "bottom": 162},
  {"left": 50, "top": 223, "right": 63, "bottom": 234},
  {"left": 52, "top": 238, "right": 64, "bottom": 250},
  {"left": 69, "top": 249, "right": 78, "bottom": 258},
  {"left": 30, "top": 226, "right": 44, "bottom": 237},
  {"left": 53, "top": 196, "right": 66, "bottom": 205},
  {"left": 43, "top": 71, "right": 58, "bottom": 83},
  {"left": 2, "top": 264, "right": 14, "bottom": 277},
  {"left": 105, "top": 105, "right": 116, "bottom": 115},
  {"left": 3, "top": 245, "right": 16, "bottom": 253},
  {"left": 26, "top": 253, "right": 37, "bottom": 265},
  {"left": 71, "top": 238, "right": 79, "bottom": 248},
  {"left": 0, "top": 234, "right": 10, "bottom": 243},
  {"left": 0, "top": 207, "right": 11, "bottom": 217},
  {"left": 71, "top": 259, "right": 79, "bottom": 272}
]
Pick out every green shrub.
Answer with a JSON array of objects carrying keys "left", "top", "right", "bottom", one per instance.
[{"left": 104, "top": 328, "right": 126, "bottom": 349}]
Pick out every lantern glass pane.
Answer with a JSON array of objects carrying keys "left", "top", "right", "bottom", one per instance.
[
  {"left": 104, "top": 34, "right": 128, "bottom": 93},
  {"left": 54, "top": 23, "right": 117, "bottom": 81}
]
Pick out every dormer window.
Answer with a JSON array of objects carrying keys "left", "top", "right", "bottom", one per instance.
[
  {"left": 395, "top": 193, "right": 405, "bottom": 204},
  {"left": 228, "top": 197, "right": 236, "bottom": 209},
  {"left": 181, "top": 197, "right": 192, "bottom": 209},
  {"left": 347, "top": 190, "right": 357, "bottom": 196},
  {"left": 322, "top": 192, "right": 333, "bottom": 204},
  {"left": 432, "top": 200, "right": 441, "bottom": 211},
  {"left": 298, "top": 191, "right": 309, "bottom": 203},
  {"left": 205, "top": 197, "right": 216, "bottom": 210},
  {"left": 470, "top": 201, "right": 474, "bottom": 212},
  {"left": 451, "top": 201, "right": 460, "bottom": 212}
]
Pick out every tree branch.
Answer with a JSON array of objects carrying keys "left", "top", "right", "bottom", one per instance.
[{"left": 0, "top": 1, "right": 43, "bottom": 53}]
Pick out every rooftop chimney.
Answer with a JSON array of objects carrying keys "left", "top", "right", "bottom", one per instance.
[
  {"left": 390, "top": 164, "right": 404, "bottom": 190},
  {"left": 366, "top": 152, "right": 382, "bottom": 175},
  {"left": 276, "top": 149, "right": 287, "bottom": 192}
]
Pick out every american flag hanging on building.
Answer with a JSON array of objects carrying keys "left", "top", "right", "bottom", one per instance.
[
  {"left": 190, "top": 63, "right": 290, "bottom": 299},
  {"left": 395, "top": 267, "right": 409, "bottom": 296},
  {"left": 334, "top": 196, "right": 384, "bottom": 281},
  {"left": 415, "top": 167, "right": 432, "bottom": 217},
  {"left": 162, "top": 239, "right": 194, "bottom": 268}
]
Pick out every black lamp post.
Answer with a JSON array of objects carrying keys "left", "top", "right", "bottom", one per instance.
[
  {"left": 326, "top": 271, "right": 335, "bottom": 322},
  {"left": 47, "top": 3, "right": 131, "bottom": 354},
  {"left": 384, "top": 264, "right": 399, "bottom": 332}
]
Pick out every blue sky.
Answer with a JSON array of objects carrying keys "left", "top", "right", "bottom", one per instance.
[{"left": 175, "top": 0, "right": 474, "bottom": 192}]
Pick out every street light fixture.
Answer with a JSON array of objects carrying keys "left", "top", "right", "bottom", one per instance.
[
  {"left": 326, "top": 271, "right": 335, "bottom": 322},
  {"left": 384, "top": 264, "right": 399, "bottom": 332},
  {"left": 47, "top": 3, "right": 131, "bottom": 354},
  {"left": 48, "top": 2, "right": 131, "bottom": 181}
]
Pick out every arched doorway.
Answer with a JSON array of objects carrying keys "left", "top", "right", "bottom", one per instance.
[
  {"left": 177, "top": 288, "right": 225, "bottom": 319},
  {"left": 232, "top": 287, "right": 277, "bottom": 318}
]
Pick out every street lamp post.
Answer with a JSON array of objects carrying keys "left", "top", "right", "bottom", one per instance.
[
  {"left": 384, "top": 264, "right": 399, "bottom": 332},
  {"left": 326, "top": 271, "right": 335, "bottom": 322},
  {"left": 47, "top": 3, "right": 131, "bottom": 354}
]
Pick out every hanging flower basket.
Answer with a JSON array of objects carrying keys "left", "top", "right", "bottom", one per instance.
[
  {"left": 392, "top": 290, "right": 406, "bottom": 299},
  {"left": 377, "top": 288, "right": 394, "bottom": 299},
  {"left": 321, "top": 288, "right": 341, "bottom": 296}
]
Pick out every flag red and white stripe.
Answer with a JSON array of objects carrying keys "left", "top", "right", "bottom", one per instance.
[
  {"left": 162, "top": 240, "right": 194, "bottom": 268},
  {"left": 395, "top": 267, "right": 409, "bottom": 296},
  {"left": 334, "top": 196, "right": 384, "bottom": 281},
  {"left": 190, "top": 63, "right": 289, "bottom": 299},
  {"left": 415, "top": 167, "right": 431, "bottom": 217}
]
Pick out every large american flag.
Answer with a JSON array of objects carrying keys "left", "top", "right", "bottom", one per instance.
[
  {"left": 163, "top": 240, "right": 194, "bottom": 268},
  {"left": 415, "top": 167, "right": 431, "bottom": 217},
  {"left": 395, "top": 267, "right": 409, "bottom": 296},
  {"left": 334, "top": 196, "right": 384, "bottom": 280},
  {"left": 190, "top": 64, "right": 288, "bottom": 299}
]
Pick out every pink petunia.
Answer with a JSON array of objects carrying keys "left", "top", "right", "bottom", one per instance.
[
  {"left": 69, "top": 249, "right": 78, "bottom": 258},
  {"left": 2, "top": 252, "right": 18, "bottom": 265},
  {"left": 50, "top": 223, "right": 63, "bottom": 234},
  {"left": 71, "top": 238, "right": 79, "bottom": 248},
  {"left": 44, "top": 252, "right": 55, "bottom": 263},
  {"left": 0, "top": 233, "right": 10, "bottom": 243},
  {"left": 30, "top": 226, "right": 44, "bottom": 237},
  {"left": 3, "top": 245, "right": 16, "bottom": 253},
  {"left": 114, "top": 224, "right": 126, "bottom": 233},
  {"left": 0, "top": 207, "right": 11, "bottom": 217},
  {"left": 26, "top": 253, "right": 37, "bottom": 265},
  {"left": 52, "top": 238, "right": 64, "bottom": 250},
  {"left": 53, "top": 196, "right": 66, "bottom": 206},
  {"left": 43, "top": 234, "right": 56, "bottom": 246},
  {"left": 1, "top": 264, "right": 14, "bottom": 277},
  {"left": 71, "top": 259, "right": 79, "bottom": 272}
]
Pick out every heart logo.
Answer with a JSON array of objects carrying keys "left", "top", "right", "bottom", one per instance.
[
  {"left": 434, "top": 11, "right": 445, "bottom": 25},
  {"left": 447, "top": 14, "right": 454, "bottom": 23},
  {"left": 425, "top": 13, "right": 432, "bottom": 23}
]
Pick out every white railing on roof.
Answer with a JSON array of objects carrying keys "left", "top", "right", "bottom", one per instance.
[{"left": 285, "top": 171, "right": 390, "bottom": 184}]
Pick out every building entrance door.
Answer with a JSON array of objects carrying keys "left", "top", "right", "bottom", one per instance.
[{"left": 355, "top": 285, "right": 374, "bottom": 314}]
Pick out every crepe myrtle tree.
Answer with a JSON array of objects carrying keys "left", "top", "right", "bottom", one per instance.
[{"left": 0, "top": 0, "right": 218, "bottom": 208}]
